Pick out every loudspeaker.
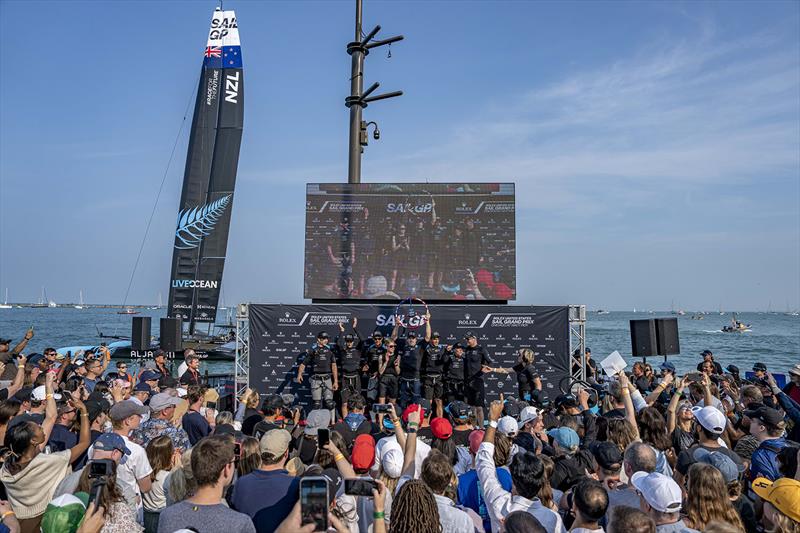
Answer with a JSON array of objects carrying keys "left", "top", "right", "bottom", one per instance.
[
  {"left": 655, "top": 318, "right": 680, "bottom": 355},
  {"left": 630, "top": 319, "right": 657, "bottom": 357},
  {"left": 160, "top": 318, "right": 183, "bottom": 352},
  {"left": 131, "top": 317, "right": 151, "bottom": 352}
]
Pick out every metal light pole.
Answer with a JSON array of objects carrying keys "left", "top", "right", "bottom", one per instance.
[{"left": 346, "top": 0, "right": 403, "bottom": 184}]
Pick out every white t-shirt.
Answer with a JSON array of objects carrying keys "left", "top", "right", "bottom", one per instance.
[
  {"left": 142, "top": 469, "right": 170, "bottom": 512},
  {"left": 177, "top": 361, "right": 188, "bottom": 378},
  {"left": 89, "top": 434, "right": 152, "bottom": 509},
  {"left": 373, "top": 435, "right": 431, "bottom": 479}
]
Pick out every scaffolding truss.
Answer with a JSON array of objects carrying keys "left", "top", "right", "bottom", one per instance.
[
  {"left": 234, "top": 303, "right": 250, "bottom": 406},
  {"left": 569, "top": 304, "right": 587, "bottom": 382}
]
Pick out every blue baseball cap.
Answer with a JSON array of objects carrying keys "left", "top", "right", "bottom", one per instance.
[
  {"left": 133, "top": 382, "right": 151, "bottom": 394},
  {"left": 139, "top": 370, "right": 160, "bottom": 382},
  {"left": 93, "top": 433, "right": 131, "bottom": 464},
  {"left": 660, "top": 361, "right": 676, "bottom": 373},
  {"left": 547, "top": 427, "right": 580, "bottom": 449}
]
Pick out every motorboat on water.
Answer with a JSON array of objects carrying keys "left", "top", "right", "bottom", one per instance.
[
  {"left": 117, "top": 308, "right": 139, "bottom": 315},
  {"left": 722, "top": 314, "right": 751, "bottom": 333}
]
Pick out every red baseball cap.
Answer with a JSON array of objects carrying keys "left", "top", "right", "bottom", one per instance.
[
  {"left": 474, "top": 269, "right": 495, "bottom": 287},
  {"left": 430, "top": 417, "right": 453, "bottom": 440},
  {"left": 469, "top": 430, "right": 485, "bottom": 455},
  {"left": 351, "top": 434, "right": 376, "bottom": 471},
  {"left": 402, "top": 404, "right": 425, "bottom": 423}
]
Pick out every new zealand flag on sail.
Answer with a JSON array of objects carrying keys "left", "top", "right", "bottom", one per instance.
[{"left": 204, "top": 46, "right": 241, "bottom": 68}]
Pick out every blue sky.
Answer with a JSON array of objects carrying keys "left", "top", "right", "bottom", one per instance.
[{"left": 1, "top": 0, "right": 798, "bottom": 311}]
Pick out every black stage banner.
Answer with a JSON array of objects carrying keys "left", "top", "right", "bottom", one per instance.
[{"left": 249, "top": 304, "right": 570, "bottom": 408}]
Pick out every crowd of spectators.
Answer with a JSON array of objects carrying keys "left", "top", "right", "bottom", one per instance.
[{"left": 0, "top": 330, "right": 798, "bottom": 533}]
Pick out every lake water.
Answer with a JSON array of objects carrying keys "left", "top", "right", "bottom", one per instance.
[{"left": 1, "top": 307, "right": 798, "bottom": 377}]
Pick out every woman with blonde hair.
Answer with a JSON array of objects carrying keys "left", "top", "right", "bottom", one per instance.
[
  {"left": 752, "top": 477, "right": 800, "bottom": 533},
  {"left": 684, "top": 463, "right": 744, "bottom": 532},
  {"left": 236, "top": 436, "right": 262, "bottom": 478}
]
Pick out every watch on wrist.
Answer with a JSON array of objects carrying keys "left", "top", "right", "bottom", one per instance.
[{"left": 489, "top": 420, "right": 498, "bottom": 428}]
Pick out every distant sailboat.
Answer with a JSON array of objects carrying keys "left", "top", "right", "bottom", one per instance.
[
  {"left": 31, "top": 286, "right": 48, "bottom": 308},
  {"left": 150, "top": 292, "right": 162, "bottom": 310},
  {"left": 74, "top": 289, "right": 85, "bottom": 309},
  {"left": 0, "top": 288, "right": 11, "bottom": 309}
]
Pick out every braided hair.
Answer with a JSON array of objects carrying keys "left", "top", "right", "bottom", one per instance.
[{"left": 390, "top": 479, "right": 442, "bottom": 533}]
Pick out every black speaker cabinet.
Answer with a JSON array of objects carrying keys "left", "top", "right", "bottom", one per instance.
[
  {"left": 131, "top": 317, "right": 151, "bottom": 352},
  {"left": 160, "top": 318, "right": 183, "bottom": 352},
  {"left": 655, "top": 317, "right": 680, "bottom": 355},
  {"left": 630, "top": 319, "right": 657, "bottom": 357}
]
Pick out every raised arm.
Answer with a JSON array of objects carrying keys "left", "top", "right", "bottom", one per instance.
[
  {"left": 646, "top": 372, "right": 674, "bottom": 405},
  {"left": 617, "top": 371, "right": 640, "bottom": 439},
  {"left": 10, "top": 329, "right": 33, "bottom": 355},
  {"left": 390, "top": 322, "right": 400, "bottom": 342},
  {"left": 324, "top": 440, "right": 356, "bottom": 479},
  {"left": 667, "top": 375, "right": 688, "bottom": 433},
  {"left": 389, "top": 404, "right": 406, "bottom": 451},
  {"left": 4, "top": 355, "right": 27, "bottom": 399},
  {"left": 401, "top": 405, "right": 421, "bottom": 479},
  {"left": 68, "top": 397, "right": 92, "bottom": 463},
  {"left": 424, "top": 311, "right": 432, "bottom": 342},
  {"left": 41, "top": 372, "right": 59, "bottom": 443},
  {"left": 701, "top": 374, "right": 714, "bottom": 407}
]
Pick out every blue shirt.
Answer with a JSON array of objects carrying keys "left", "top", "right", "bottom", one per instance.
[
  {"left": 83, "top": 377, "right": 98, "bottom": 393},
  {"left": 231, "top": 469, "right": 299, "bottom": 533},
  {"left": 750, "top": 437, "right": 787, "bottom": 482},
  {"left": 181, "top": 410, "right": 212, "bottom": 445},
  {"left": 47, "top": 423, "right": 78, "bottom": 453},
  {"left": 458, "top": 467, "right": 513, "bottom": 532}
]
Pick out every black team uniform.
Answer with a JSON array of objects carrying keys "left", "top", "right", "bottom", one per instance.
[
  {"left": 463, "top": 339, "right": 495, "bottom": 409},
  {"left": 445, "top": 347, "right": 467, "bottom": 403},
  {"left": 364, "top": 338, "right": 387, "bottom": 401},
  {"left": 422, "top": 340, "right": 448, "bottom": 401},
  {"left": 301, "top": 340, "right": 336, "bottom": 410},
  {"left": 513, "top": 360, "right": 539, "bottom": 401},
  {"left": 378, "top": 347, "right": 399, "bottom": 401},
  {"left": 336, "top": 331, "right": 366, "bottom": 406},
  {"left": 397, "top": 336, "right": 424, "bottom": 408}
]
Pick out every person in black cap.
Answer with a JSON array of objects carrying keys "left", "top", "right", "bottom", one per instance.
[
  {"left": 0, "top": 328, "right": 33, "bottom": 381},
  {"left": 390, "top": 321, "right": 424, "bottom": 409},
  {"left": 297, "top": 331, "right": 338, "bottom": 411},
  {"left": 462, "top": 331, "right": 498, "bottom": 425},
  {"left": 746, "top": 405, "right": 788, "bottom": 481},
  {"left": 364, "top": 330, "right": 387, "bottom": 402},
  {"left": 444, "top": 343, "right": 467, "bottom": 404},
  {"left": 335, "top": 318, "right": 365, "bottom": 417},
  {"left": 422, "top": 310, "right": 448, "bottom": 418},
  {"left": 696, "top": 350, "right": 723, "bottom": 375},
  {"left": 752, "top": 362, "right": 768, "bottom": 380}
]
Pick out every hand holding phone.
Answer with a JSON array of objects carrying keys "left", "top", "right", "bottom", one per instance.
[
  {"left": 300, "top": 476, "right": 329, "bottom": 531},
  {"left": 345, "top": 478, "right": 377, "bottom": 497},
  {"left": 317, "top": 428, "right": 330, "bottom": 449},
  {"left": 372, "top": 404, "right": 391, "bottom": 414}
]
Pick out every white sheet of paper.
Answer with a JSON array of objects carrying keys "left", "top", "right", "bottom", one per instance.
[{"left": 600, "top": 350, "right": 627, "bottom": 376}]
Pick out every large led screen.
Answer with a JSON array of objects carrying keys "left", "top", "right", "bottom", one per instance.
[{"left": 304, "top": 183, "right": 516, "bottom": 301}]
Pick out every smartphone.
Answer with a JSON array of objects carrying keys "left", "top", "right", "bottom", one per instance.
[
  {"left": 345, "top": 477, "right": 377, "bottom": 497},
  {"left": 317, "top": 428, "right": 330, "bottom": 448},
  {"left": 234, "top": 442, "right": 242, "bottom": 459},
  {"left": 687, "top": 372, "right": 704, "bottom": 382},
  {"left": 207, "top": 401, "right": 217, "bottom": 410},
  {"left": 372, "top": 404, "right": 391, "bottom": 414},
  {"left": 89, "top": 459, "right": 114, "bottom": 478},
  {"left": 300, "top": 476, "right": 329, "bottom": 531},
  {"left": 88, "top": 479, "right": 105, "bottom": 508}
]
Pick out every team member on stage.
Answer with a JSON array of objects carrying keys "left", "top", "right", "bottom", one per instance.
[
  {"left": 463, "top": 332, "right": 497, "bottom": 426},
  {"left": 512, "top": 348, "right": 542, "bottom": 401},
  {"left": 296, "top": 332, "right": 338, "bottom": 414},
  {"left": 444, "top": 343, "right": 467, "bottom": 405},
  {"left": 336, "top": 318, "right": 366, "bottom": 418},
  {"left": 423, "top": 311, "right": 448, "bottom": 418},
  {"left": 364, "top": 331, "right": 387, "bottom": 403},
  {"left": 376, "top": 338, "right": 400, "bottom": 415},
  {"left": 391, "top": 323, "right": 424, "bottom": 408}
]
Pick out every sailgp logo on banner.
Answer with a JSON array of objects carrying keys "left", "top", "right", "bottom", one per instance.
[{"left": 175, "top": 195, "right": 232, "bottom": 249}]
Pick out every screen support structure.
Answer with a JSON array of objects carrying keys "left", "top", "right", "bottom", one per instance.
[
  {"left": 569, "top": 305, "right": 587, "bottom": 382},
  {"left": 234, "top": 303, "right": 250, "bottom": 406}
]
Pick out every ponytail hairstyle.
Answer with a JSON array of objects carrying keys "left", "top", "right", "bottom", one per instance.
[{"left": 3, "top": 422, "right": 39, "bottom": 474}]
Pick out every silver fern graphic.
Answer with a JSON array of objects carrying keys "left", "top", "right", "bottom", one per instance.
[{"left": 174, "top": 195, "right": 232, "bottom": 250}]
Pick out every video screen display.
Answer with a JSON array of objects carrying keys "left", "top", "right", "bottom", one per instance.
[{"left": 304, "top": 183, "right": 516, "bottom": 301}]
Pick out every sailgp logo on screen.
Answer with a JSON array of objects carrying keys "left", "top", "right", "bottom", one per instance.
[{"left": 174, "top": 195, "right": 232, "bottom": 249}]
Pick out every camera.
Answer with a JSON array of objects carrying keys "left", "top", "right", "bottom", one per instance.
[{"left": 89, "top": 459, "right": 114, "bottom": 479}]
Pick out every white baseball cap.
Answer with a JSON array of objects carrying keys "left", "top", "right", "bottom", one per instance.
[
  {"left": 691, "top": 405, "right": 727, "bottom": 434},
  {"left": 381, "top": 447, "right": 404, "bottom": 478},
  {"left": 517, "top": 406, "right": 539, "bottom": 429},
  {"left": 631, "top": 471, "right": 683, "bottom": 513},
  {"left": 497, "top": 416, "right": 518, "bottom": 437},
  {"left": 31, "top": 386, "right": 62, "bottom": 402}
]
